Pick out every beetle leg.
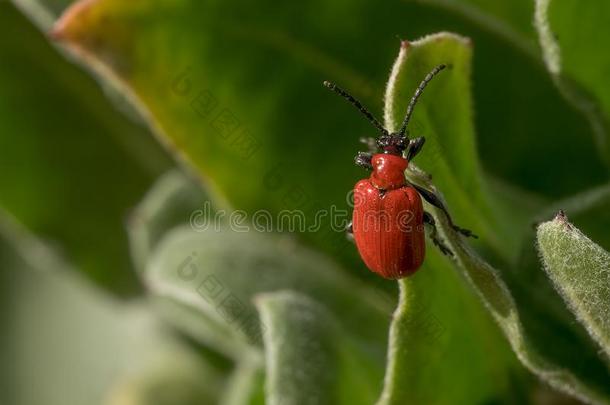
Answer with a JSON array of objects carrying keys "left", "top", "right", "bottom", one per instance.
[
  {"left": 423, "top": 211, "right": 453, "bottom": 256},
  {"left": 345, "top": 221, "right": 354, "bottom": 242},
  {"left": 413, "top": 184, "right": 477, "bottom": 238},
  {"left": 406, "top": 136, "right": 426, "bottom": 161},
  {"left": 359, "top": 137, "right": 378, "bottom": 153},
  {"left": 355, "top": 151, "right": 373, "bottom": 170}
]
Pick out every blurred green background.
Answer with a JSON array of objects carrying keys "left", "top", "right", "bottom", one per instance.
[{"left": 1, "top": 0, "right": 609, "bottom": 404}]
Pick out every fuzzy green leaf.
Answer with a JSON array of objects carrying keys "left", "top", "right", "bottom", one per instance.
[
  {"left": 383, "top": 33, "right": 610, "bottom": 405},
  {"left": 217, "top": 356, "right": 265, "bottom": 405},
  {"left": 255, "top": 291, "right": 383, "bottom": 405},
  {"left": 105, "top": 359, "right": 225, "bottom": 405},
  {"left": 378, "top": 249, "right": 520, "bottom": 405},
  {"left": 145, "top": 224, "right": 391, "bottom": 360},
  {"left": 131, "top": 171, "right": 391, "bottom": 362},
  {"left": 0, "top": 213, "right": 224, "bottom": 405},
  {"left": 537, "top": 211, "right": 610, "bottom": 360},
  {"left": 126, "top": 170, "right": 253, "bottom": 358},
  {"left": 127, "top": 170, "right": 211, "bottom": 274},
  {"left": 509, "top": 183, "right": 610, "bottom": 395},
  {"left": 384, "top": 33, "right": 514, "bottom": 256},
  {"left": 379, "top": 33, "right": 520, "bottom": 405},
  {"left": 11, "top": 0, "right": 75, "bottom": 30}
]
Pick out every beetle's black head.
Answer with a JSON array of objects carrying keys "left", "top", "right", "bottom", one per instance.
[{"left": 377, "top": 134, "right": 407, "bottom": 155}]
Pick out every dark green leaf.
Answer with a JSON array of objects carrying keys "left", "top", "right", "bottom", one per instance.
[
  {"left": 256, "top": 291, "right": 383, "bottom": 405},
  {"left": 0, "top": 2, "right": 171, "bottom": 294}
]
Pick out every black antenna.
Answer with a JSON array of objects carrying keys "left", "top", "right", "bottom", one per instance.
[
  {"left": 398, "top": 64, "right": 446, "bottom": 137},
  {"left": 324, "top": 81, "right": 388, "bottom": 135}
]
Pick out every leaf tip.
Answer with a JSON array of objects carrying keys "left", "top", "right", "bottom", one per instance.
[
  {"left": 47, "top": 25, "right": 65, "bottom": 41},
  {"left": 50, "top": 0, "right": 99, "bottom": 43},
  {"left": 553, "top": 209, "right": 573, "bottom": 230},
  {"left": 554, "top": 209, "right": 567, "bottom": 221},
  {"left": 536, "top": 209, "right": 573, "bottom": 238}
]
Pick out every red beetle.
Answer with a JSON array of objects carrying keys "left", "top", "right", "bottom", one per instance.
[{"left": 324, "top": 64, "right": 475, "bottom": 279}]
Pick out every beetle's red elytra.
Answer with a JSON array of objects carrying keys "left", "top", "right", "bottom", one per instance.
[
  {"left": 324, "top": 63, "right": 476, "bottom": 279},
  {"left": 353, "top": 156, "right": 425, "bottom": 278}
]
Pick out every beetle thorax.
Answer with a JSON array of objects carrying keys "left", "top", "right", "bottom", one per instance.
[{"left": 370, "top": 154, "right": 409, "bottom": 190}]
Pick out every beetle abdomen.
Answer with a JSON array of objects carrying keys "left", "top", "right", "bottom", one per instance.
[{"left": 352, "top": 179, "right": 425, "bottom": 279}]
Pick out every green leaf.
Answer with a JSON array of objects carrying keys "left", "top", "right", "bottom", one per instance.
[
  {"left": 140, "top": 200, "right": 391, "bottom": 402},
  {"left": 127, "top": 170, "right": 254, "bottom": 358},
  {"left": 0, "top": 212, "right": 225, "bottom": 405},
  {"left": 218, "top": 356, "right": 265, "bottom": 405},
  {"left": 421, "top": 180, "right": 610, "bottom": 405},
  {"left": 403, "top": 0, "right": 610, "bottom": 176},
  {"left": 255, "top": 291, "right": 383, "bottom": 405},
  {"left": 105, "top": 357, "right": 225, "bottom": 405},
  {"left": 145, "top": 224, "right": 392, "bottom": 360},
  {"left": 511, "top": 183, "right": 610, "bottom": 333},
  {"left": 48, "top": 0, "right": 607, "bottom": 280},
  {"left": 127, "top": 171, "right": 250, "bottom": 358},
  {"left": 127, "top": 169, "right": 212, "bottom": 273},
  {"left": 378, "top": 249, "right": 521, "bottom": 405},
  {"left": 535, "top": 0, "right": 610, "bottom": 166},
  {"left": 0, "top": 2, "right": 171, "bottom": 294},
  {"left": 537, "top": 211, "right": 610, "bottom": 361},
  {"left": 385, "top": 33, "right": 513, "bottom": 257},
  {"left": 11, "top": 0, "right": 75, "bottom": 30},
  {"left": 130, "top": 170, "right": 392, "bottom": 362},
  {"left": 505, "top": 183, "right": 610, "bottom": 404},
  {"left": 383, "top": 32, "right": 610, "bottom": 404},
  {"left": 380, "top": 34, "right": 520, "bottom": 405}
]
